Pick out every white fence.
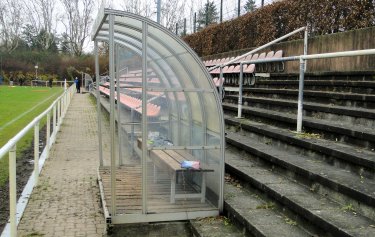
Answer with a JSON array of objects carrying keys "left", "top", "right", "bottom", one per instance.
[{"left": 0, "top": 83, "right": 75, "bottom": 237}]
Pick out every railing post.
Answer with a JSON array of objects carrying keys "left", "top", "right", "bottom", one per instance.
[
  {"left": 237, "top": 63, "right": 244, "bottom": 118},
  {"left": 34, "top": 122, "right": 40, "bottom": 182},
  {"left": 297, "top": 58, "right": 305, "bottom": 133},
  {"left": 304, "top": 27, "right": 308, "bottom": 72},
  {"left": 53, "top": 105, "right": 57, "bottom": 137},
  {"left": 58, "top": 100, "right": 61, "bottom": 126},
  {"left": 9, "top": 145, "right": 17, "bottom": 237},
  {"left": 46, "top": 112, "right": 50, "bottom": 158},
  {"left": 64, "top": 79, "right": 67, "bottom": 91}
]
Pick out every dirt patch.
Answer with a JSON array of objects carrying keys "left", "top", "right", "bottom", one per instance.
[{"left": 0, "top": 125, "right": 48, "bottom": 233}]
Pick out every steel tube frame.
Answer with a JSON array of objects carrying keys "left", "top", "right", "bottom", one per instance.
[
  {"left": 116, "top": 44, "right": 123, "bottom": 166},
  {"left": 141, "top": 20, "right": 148, "bottom": 214},
  {"left": 109, "top": 14, "right": 117, "bottom": 217},
  {"left": 95, "top": 40, "right": 104, "bottom": 166},
  {"left": 1, "top": 85, "right": 75, "bottom": 237}
]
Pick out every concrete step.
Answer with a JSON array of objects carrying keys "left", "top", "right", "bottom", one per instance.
[
  {"left": 223, "top": 103, "right": 375, "bottom": 150},
  {"left": 190, "top": 215, "right": 245, "bottom": 237},
  {"left": 223, "top": 181, "right": 317, "bottom": 237},
  {"left": 224, "top": 95, "right": 375, "bottom": 128},
  {"left": 254, "top": 80, "right": 375, "bottom": 94},
  {"left": 225, "top": 131, "right": 375, "bottom": 210},
  {"left": 224, "top": 117, "right": 375, "bottom": 177},
  {"left": 225, "top": 137, "right": 375, "bottom": 237},
  {"left": 239, "top": 88, "right": 375, "bottom": 109}
]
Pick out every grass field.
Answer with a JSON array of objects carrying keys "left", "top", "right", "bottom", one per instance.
[{"left": 0, "top": 85, "right": 64, "bottom": 186}]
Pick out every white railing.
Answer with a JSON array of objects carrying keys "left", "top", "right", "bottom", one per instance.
[{"left": 0, "top": 83, "right": 75, "bottom": 237}]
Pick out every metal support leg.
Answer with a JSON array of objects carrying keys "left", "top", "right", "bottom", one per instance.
[
  {"left": 297, "top": 58, "right": 305, "bottom": 133},
  {"left": 170, "top": 173, "right": 176, "bottom": 203},
  {"left": 237, "top": 63, "right": 244, "bottom": 118},
  {"left": 201, "top": 173, "right": 206, "bottom": 203}
]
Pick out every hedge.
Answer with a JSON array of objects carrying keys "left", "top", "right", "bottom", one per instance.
[{"left": 183, "top": 0, "right": 375, "bottom": 57}]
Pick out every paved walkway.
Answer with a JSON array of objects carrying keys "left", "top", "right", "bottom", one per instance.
[{"left": 18, "top": 92, "right": 107, "bottom": 237}]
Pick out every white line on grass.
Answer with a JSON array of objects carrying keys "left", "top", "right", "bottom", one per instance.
[{"left": 0, "top": 92, "right": 60, "bottom": 131}]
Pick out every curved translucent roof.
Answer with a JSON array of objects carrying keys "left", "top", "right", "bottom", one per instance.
[
  {"left": 92, "top": 9, "right": 225, "bottom": 221},
  {"left": 92, "top": 9, "right": 224, "bottom": 134}
]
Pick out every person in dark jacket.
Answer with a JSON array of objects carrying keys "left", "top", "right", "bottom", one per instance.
[{"left": 74, "top": 77, "right": 81, "bottom": 93}]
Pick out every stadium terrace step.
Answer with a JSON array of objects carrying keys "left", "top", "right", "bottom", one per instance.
[
  {"left": 223, "top": 103, "right": 375, "bottom": 150},
  {"left": 240, "top": 88, "right": 375, "bottom": 109},
  {"left": 254, "top": 80, "right": 375, "bottom": 94},
  {"left": 190, "top": 215, "right": 244, "bottom": 237},
  {"left": 224, "top": 95, "right": 375, "bottom": 127},
  {"left": 225, "top": 131, "right": 375, "bottom": 209},
  {"left": 225, "top": 137, "right": 375, "bottom": 237},
  {"left": 223, "top": 182, "right": 317, "bottom": 237},
  {"left": 224, "top": 117, "right": 375, "bottom": 176}
]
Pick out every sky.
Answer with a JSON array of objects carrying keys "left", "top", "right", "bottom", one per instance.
[{"left": 70, "top": 0, "right": 275, "bottom": 52}]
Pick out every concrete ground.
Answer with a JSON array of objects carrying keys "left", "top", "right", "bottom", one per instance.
[{"left": 18, "top": 92, "right": 107, "bottom": 237}]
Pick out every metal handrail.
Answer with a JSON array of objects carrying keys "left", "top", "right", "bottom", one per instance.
[
  {"left": 0, "top": 83, "right": 75, "bottom": 237},
  {"left": 208, "top": 26, "right": 306, "bottom": 72},
  {"left": 235, "top": 48, "right": 375, "bottom": 133}
]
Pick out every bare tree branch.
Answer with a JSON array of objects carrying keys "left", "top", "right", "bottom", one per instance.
[
  {"left": 60, "top": 0, "right": 95, "bottom": 56},
  {"left": 0, "top": 0, "right": 24, "bottom": 53}
]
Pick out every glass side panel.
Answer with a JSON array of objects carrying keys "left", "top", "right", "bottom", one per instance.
[{"left": 114, "top": 45, "right": 144, "bottom": 215}]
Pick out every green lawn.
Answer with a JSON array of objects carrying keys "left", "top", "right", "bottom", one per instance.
[{"left": 0, "top": 85, "right": 64, "bottom": 185}]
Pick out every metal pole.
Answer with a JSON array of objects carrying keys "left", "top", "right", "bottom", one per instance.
[
  {"left": 304, "top": 27, "right": 308, "bottom": 72},
  {"left": 116, "top": 44, "right": 123, "bottom": 166},
  {"left": 157, "top": 0, "right": 161, "bottom": 24},
  {"left": 109, "top": 14, "right": 117, "bottom": 217},
  {"left": 238, "top": 0, "right": 241, "bottom": 17},
  {"left": 175, "top": 23, "right": 178, "bottom": 35},
  {"left": 183, "top": 18, "right": 186, "bottom": 36},
  {"left": 237, "top": 63, "right": 244, "bottom": 118},
  {"left": 220, "top": 0, "right": 223, "bottom": 23},
  {"left": 34, "top": 122, "right": 40, "bottom": 182},
  {"left": 95, "top": 41, "right": 103, "bottom": 167},
  {"left": 261, "top": 0, "right": 264, "bottom": 7},
  {"left": 141, "top": 21, "right": 149, "bottom": 215},
  {"left": 297, "top": 58, "right": 305, "bottom": 133},
  {"left": 9, "top": 145, "right": 16, "bottom": 237},
  {"left": 193, "top": 12, "right": 196, "bottom": 33}
]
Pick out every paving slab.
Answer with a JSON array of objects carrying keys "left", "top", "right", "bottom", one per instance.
[{"left": 17, "top": 92, "right": 107, "bottom": 237}]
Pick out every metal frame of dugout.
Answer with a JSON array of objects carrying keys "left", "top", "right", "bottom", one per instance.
[{"left": 91, "top": 8, "right": 225, "bottom": 225}]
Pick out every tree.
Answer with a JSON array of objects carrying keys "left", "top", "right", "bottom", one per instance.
[
  {"left": 244, "top": 0, "right": 257, "bottom": 13},
  {"left": 161, "top": 0, "right": 186, "bottom": 32},
  {"left": 196, "top": 1, "right": 218, "bottom": 30},
  {"left": 60, "top": 0, "right": 95, "bottom": 56},
  {"left": 120, "top": 0, "right": 154, "bottom": 18},
  {"left": 0, "top": 0, "right": 24, "bottom": 53},
  {"left": 26, "top": 0, "right": 58, "bottom": 51}
]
